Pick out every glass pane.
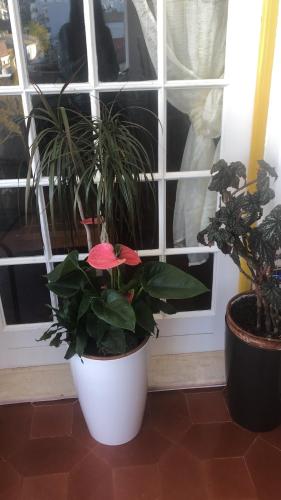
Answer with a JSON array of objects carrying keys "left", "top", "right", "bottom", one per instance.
[
  {"left": 96, "top": 0, "right": 157, "bottom": 82},
  {"left": 19, "top": 0, "right": 88, "bottom": 83},
  {"left": 32, "top": 92, "right": 91, "bottom": 155},
  {"left": 0, "top": 0, "right": 18, "bottom": 84},
  {"left": 0, "top": 188, "right": 43, "bottom": 258},
  {"left": 166, "top": 0, "right": 228, "bottom": 80},
  {"left": 44, "top": 187, "right": 96, "bottom": 255},
  {"left": 100, "top": 91, "right": 158, "bottom": 172},
  {"left": 118, "top": 181, "right": 158, "bottom": 250},
  {"left": 0, "top": 264, "right": 51, "bottom": 324},
  {"left": 166, "top": 254, "right": 213, "bottom": 312},
  {"left": 166, "top": 179, "right": 217, "bottom": 249},
  {"left": 32, "top": 93, "right": 92, "bottom": 255},
  {"left": 167, "top": 88, "right": 223, "bottom": 172},
  {"left": 0, "top": 96, "right": 28, "bottom": 179}
]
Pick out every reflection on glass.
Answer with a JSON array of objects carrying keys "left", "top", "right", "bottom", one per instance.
[
  {"left": 32, "top": 93, "right": 91, "bottom": 254},
  {"left": 167, "top": 88, "right": 223, "bottom": 172},
  {"left": 0, "top": 188, "right": 43, "bottom": 258},
  {"left": 100, "top": 91, "right": 158, "bottom": 172},
  {"left": 0, "top": 264, "right": 51, "bottom": 324},
  {"left": 0, "top": 0, "right": 18, "bottom": 85},
  {"left": 19, "top": 0, "right": 88, "bottom": 83},
  {"left": 0, "top": 96, "right": 28, "bottom": 179},
  {"left": 96, "top": 0, "right": 157, "bottom": 81},
  {"left": 166, "top": 0, "right": 228, "bottom": 80},
  {"left": 166, "top": 254, "right": 213, "bottom": 312},
  {"left": 166, "top": 179, "right": 217, "bottom": 251},
  {"left": 44, "top": 187, "right": 97, "bottom": 255},
  {"left": 118, "top": 181, "right": 158, "bottom": 250}
]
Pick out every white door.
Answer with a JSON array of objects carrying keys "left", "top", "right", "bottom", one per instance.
[{"left": 0, "top": 0, "right": 263, "bottom": 368}]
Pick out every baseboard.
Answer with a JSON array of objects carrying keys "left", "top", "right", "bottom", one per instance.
[{"left": 0, "top": 351, "right": 225, "bottom": 404}]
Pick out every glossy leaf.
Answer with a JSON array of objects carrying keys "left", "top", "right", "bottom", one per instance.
[
  {"left": 141, "top": 262, "right": 208, "bottom": 299},
  {"left": 92, "top": 294, "right": 136, "bottom": 331}
]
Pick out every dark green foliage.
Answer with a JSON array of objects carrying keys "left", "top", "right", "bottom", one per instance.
[
  {"left": 198, "top": 159, "right": 281, "bottom": 338},
  {"left": 40, "top": 253, "right": 208, "bottom": 358}
]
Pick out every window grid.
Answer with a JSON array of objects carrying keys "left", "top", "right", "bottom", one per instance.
[{"left": 0, "top": 0, "right": 225, "bottom": 324}]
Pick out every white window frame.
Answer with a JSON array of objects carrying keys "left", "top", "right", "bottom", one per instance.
[{"left": 0, "top": 0, "right": 263, "bottom": 368}]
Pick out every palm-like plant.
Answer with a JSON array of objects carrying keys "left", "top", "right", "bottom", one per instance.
[{"left": 26, "top": 86, "right": 155, "bottom": 250}]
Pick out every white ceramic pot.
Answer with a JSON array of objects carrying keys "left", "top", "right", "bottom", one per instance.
[{"left": 70, "top": 337, "right": 149, "bottom": 446}]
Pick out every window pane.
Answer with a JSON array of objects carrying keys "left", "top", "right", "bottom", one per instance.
[
  {"left": 0, "top": 0, "right": 18, "bottom": 85},
  {"left": 166, "top": 0, "right": 228, "bottom": 80},
  {"left": 167, "top": 88, "right": 223, "bottom": 172},
  {"left": 0, "top": 188, "right": 43, "bottom": 258},
  {"left": 0, "top": 264, "right": 51, "bottom": 324},
  {"left": 0, "top": 96, "right": 28, "bottom": 179},
  {"left": 118, "top": 181, "right": 158, "bottom": 250},
  {"left": 32, "top": 93, "right": 92, "bottom": 255},
  {"left": 44, "top": 188, "right": 95, "bottom": 255},
  {"left": 166, "top": 179, "right": 217, "bottom": 249},
  {"left": 96, "top": 0, "right": 157, "bottom": 82},
  {"left": 100, "top": 91, "right": 158, "bottom": 172},
  {"left": 19, "top": 0, "right": 88, "bottom": 83},
  {"left": 166, "top": 254, "right": 213, "bottom": 312}
]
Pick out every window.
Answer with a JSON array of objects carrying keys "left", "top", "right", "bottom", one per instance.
[{"left": 0, "top": 0, "right": 262, "bottom": 366}]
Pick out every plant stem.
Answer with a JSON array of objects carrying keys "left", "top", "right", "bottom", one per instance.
[
  {"left": 76, "top": 192, "right": 93, "bottom": 251},
  {"left": 232, "top": 178, "right": 257, "bottom": 196}
]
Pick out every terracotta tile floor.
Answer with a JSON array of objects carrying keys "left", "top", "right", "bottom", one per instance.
[{"left": 1, "top": 388, "right": 281, "bottom": 499}]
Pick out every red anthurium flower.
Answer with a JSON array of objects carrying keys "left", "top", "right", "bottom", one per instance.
[
  {"left": 87, "top": 243, "right": 126, "bottom": 269},
  {"left": 118, "top": 244, "right": 141, "bottom": 266},
  {"left": 87, "top": 243, "right": 141, "bottom": 270}
]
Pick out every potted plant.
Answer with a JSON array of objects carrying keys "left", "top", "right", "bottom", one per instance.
[
  {"left": 26, "top": 88, "right": 207, "bottom": 445},
  {"left": 197, "top": 159, "right": 281, "bottom": 432}
]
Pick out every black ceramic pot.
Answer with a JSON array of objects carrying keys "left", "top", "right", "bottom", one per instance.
[{"left": 225, "top": 293, "right": 281, "bottom": 432}]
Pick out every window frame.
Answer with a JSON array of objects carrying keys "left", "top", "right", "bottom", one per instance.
[{"left": 0, "top": 0, "right": 263, "bottom": 367}]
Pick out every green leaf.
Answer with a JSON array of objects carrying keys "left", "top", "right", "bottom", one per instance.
[
  {"left": 141, "top": 262, "right": 208, "bottom": 299},
  {"left": 47, "top": 251, "right": 79, "bottom": 282},
  {"left": 209, "top": 161, "right": 246, "bottom": 193},
  {"left": 64, "top": 342, "right": 76, "bottom": 360},
  {"left": 86, "top": 313, "right": 98, "bottom": 338},
  {"left": 92, "top": 293, "right": 136, "bottom": 331},
  {"left": 77, "top": 293, "right": 95, "bottom": 321},
  {"left": 249, "top": 228, "right": 275, "bottom": 266},
  {"left": 259, "top": 205, "right": 281, "bottom": 248},
  {"left": 47, "top": 273, "right": 82, "bottom": 298},
  {"left": 134, "top": 299, "right": 158, "bottom": 334},
  {"left": 261, "top": 280, "right": 281, "bottom": 311},
  {"left": 98, "top": 327, "right": 127, "bottom": 356},
  {"left": 257, "top": 160, "right": 278, "bottom": 180},
  {"left": 50, "top": 332, "right": 63, "bottom": 347},
  {"left": 75, "top": 330, "right": 88, "bottom": 357}
]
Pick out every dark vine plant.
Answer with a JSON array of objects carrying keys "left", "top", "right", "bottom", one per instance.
[{"left": 197, "top": 159, "right": 281, "bottom": 338}]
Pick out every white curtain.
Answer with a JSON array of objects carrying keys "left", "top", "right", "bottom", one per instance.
[{"left": 132, "top": 0, "right": 228, "bottom": 264}]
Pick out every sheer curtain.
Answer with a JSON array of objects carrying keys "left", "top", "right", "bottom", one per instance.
[{"left": 132, "top": 0, "right": 228, "bottom": 264}]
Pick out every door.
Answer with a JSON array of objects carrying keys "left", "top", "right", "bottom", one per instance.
[{"left": 0, "top": 0, "right": 263, "bottom": 368}]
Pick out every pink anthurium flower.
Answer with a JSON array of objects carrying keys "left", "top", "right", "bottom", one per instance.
[
  {"left": 87, "top": 243, "right": 141, "bottom": 270},
  {"left": 87, "top": 243, "right": 126, "bottom": 269},
  {"left": 118, "top": 244, "right": 141, "bottom": 266}
]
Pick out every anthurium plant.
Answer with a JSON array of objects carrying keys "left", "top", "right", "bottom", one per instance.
[
  {"left": 197, "top": 159, "right": 281, "bottom": 338},
  {"left": 41, "top": 243, "right": 208, "bottom": 358}
]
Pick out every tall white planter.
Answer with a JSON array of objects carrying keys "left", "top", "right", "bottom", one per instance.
[{"left": 70, "top": 338, "right": 149, "bottom": 446}]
